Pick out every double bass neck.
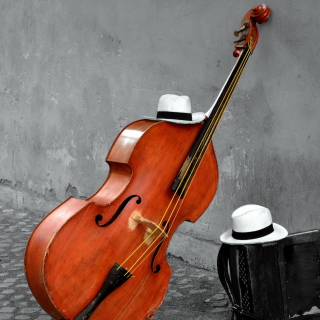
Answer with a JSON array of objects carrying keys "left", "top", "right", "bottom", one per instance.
[{"left": 171, "top": 3, "right": 271, "bottom": 196}]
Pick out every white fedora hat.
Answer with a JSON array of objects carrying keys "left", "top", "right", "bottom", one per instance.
[
  {"left": 220, "top": 204, "right": 288, "bottom": 245},
  {"left": 144, "top": 94, "right": 206, "bottom": 124}
]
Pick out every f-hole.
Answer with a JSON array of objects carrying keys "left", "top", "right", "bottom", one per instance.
[
  {"left": 151, "top": 220, "right": 170, "bottom": 273},
  {"left": 95, "top": 195, "right": 142, "bottom": 227}
]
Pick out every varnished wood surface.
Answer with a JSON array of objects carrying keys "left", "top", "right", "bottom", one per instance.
[{"left": 25, "top": 119, "right": 218, "bottom": 319}]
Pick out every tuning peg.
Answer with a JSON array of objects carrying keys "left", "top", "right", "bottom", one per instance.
[
  {"left": 234, "top": 25, "right": 249, "bottom": 37},
  {"left": 234, "top": 30, "right": 240, "bottom": 37}
]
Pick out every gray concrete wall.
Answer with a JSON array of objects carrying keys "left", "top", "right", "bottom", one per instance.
[{"left": 1, "top": 0, "right": 320, "bottom": 270}]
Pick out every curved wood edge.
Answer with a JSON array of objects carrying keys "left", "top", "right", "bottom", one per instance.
[
  {"left": 87, "top": 120, "right": 160, "bottom": 206},
  {"left": 24, "top": 197, "right": 90, "bottom": 320}
]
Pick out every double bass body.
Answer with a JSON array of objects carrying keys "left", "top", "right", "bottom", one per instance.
[{"left": 25, "top": 119, "right": 218, "bottom": 320}]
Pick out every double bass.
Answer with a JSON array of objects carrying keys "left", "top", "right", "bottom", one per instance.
[{"left": 25, "top": 4, "right": 271, "bottom": 319}]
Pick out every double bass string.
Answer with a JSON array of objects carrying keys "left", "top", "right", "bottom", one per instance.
[
  {"left": 191, "top": 47, "right": 252, "bottom": 160},
  {"left": 154, "top": 47, "right": 252, "bottom": 229},
  {"left": 122, "top": 47, "right": 252, "bottom": 274},
  {"left": 121, "top": 46, "right": 252, "bottom": 275},
  {"left": 125, "top": 47, "right": 252, "bottom": 275},
  {"left": 128, "top": 55, "right": 253, "bottom": 277}
]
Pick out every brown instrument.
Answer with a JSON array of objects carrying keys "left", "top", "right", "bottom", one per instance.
[{"left": 24, "top": 4, "right": 271, "bottom": 320}]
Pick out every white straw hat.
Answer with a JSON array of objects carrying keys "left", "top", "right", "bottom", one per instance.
[
  {"left": 144, "top": 94, "right": 206, "bottom": 124},
  {"left": 220, "top": 204, "right": 288, "bottom": 244}
]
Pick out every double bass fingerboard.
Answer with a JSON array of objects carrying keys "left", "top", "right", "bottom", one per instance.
[{"left": 171, "top": 44, "right": 252, "bottom": 197}]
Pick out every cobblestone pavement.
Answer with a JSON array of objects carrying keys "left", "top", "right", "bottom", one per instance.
[{"left": 0, "top": 203, "right": 230, "bottom": 320}]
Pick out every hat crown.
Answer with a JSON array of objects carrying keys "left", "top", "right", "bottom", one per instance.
[
  {"left": 144, "top": 93, "right": 206, "bottom": 124},
  {"left": 231, "top": 204, "right": 272, "bottom": 233},
  {"left": 157, "top": 94, "right": 192, "bottom": 114},
  {"left": 220, "top": 204, "right": 288, "bottom": 244}
]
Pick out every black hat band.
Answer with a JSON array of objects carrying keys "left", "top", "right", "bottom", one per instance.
[
  {"left": 157, "top": 111, "right": 192, "bottom": 121},
  {"left": 232, "top": 224, "right": 274, "bottom": 240}
]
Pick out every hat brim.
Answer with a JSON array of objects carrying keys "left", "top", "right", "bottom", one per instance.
[
  {"left": 220, "top": 223, "right": 288, "bottom": 245},
  {"left": 144, "top": 112, "right": 206, "bottom": 124}
]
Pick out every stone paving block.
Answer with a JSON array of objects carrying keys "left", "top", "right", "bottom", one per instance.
[{"left": 0, "top": 202, "right": 230, "bottom": 320}]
